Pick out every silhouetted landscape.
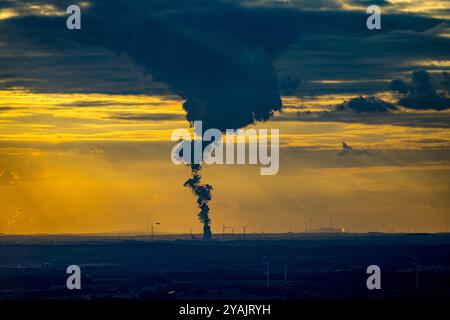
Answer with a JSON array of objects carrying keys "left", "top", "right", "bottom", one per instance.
[{"left": 1, "top": 233, "right": 449, "bottom": 300}]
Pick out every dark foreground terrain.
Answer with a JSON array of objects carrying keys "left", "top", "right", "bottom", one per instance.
[{"left": 0, "top": 233, "right": 449, "bottom": 300}]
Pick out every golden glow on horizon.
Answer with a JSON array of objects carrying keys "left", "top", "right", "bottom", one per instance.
[
  {"left": 341, "top": 0, "right": 450, "bottom": 19},
  {"left": 410, "top": 60, "right": 450, "bottom": 68},
  {"left": 0, "top": 89, "right": 185, "bottom": 141},
  {"left": 0, "top": 9, "right": 18, "bottom": 20},
  {"left": 1, "top": 90, "right": 450, "bottom": 150},
  {"left": 0, "top": 89, "right": 449, "bottom": 234},
  {"left": 0, "top": 3, "right": 70, "bottom": 20},
  {"left": 0, "top": 1, "right": 449, "bottom": 236}
]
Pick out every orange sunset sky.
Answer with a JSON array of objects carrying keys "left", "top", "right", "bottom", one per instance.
[{"left": 1, "top": 0, "right": 449, "bottom": 234}]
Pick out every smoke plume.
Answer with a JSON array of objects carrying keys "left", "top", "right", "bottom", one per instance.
[
  {"left": 77, "top": 1, "right": 299, "bottom": 238},
  {"left": 183, "top": 164, "right": 213, "bottom": 240},
  {"left": 4, "top": 0, "right": 300, "bottom": 238}
]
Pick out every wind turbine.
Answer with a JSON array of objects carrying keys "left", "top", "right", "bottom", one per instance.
[
  {"left": 222, "top": 225, "right": 228, "bottom": 240},
  {"left": 147, "top": 195, "right": 165, "bottom": 237},
  {"left": 242, "top": 225, "right": 248, "bottom": 240},
  {"left": 412, "top": 256, "right": 421, "bottom": 289},
  {"left": 151, "top": 222, "right": 160, "bottom": 241},
  {"left": 262, "top": 257, "right": 270, "bottom": 287},
  {"left": 284, "top": 264, "right": 289, "bottom": 283}
]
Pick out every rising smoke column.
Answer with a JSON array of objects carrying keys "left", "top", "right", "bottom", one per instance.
[
  {"left": 183, "top": 164, "right": 213, "bottom": 240},
  {"left": 5, "top": 0, "right": 301, "bottom": 239},
  {"left": 76, "top": 1, "right": 300, "bottom": 240}
]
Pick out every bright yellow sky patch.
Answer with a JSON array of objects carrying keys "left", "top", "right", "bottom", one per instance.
[{"left": 1, "top": 89, "right": 449, "bottom": 234}]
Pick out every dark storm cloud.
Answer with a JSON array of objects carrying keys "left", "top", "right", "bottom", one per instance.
[
  {"left": 277, "top": 109, "right": 450, "bottom": 129},
  {"left": 0, "top": 1, "right": 292, "bottom": 129},
  {"left": 77, "top": 0, "right": 305, "bottom": 130},
  {"left": 276, "top": 21, "right": 450, "bottom": 94},
  {"left": 441, "top": 72, "right": 450, "bottom": 95},
  {"left": 0, "top": 0, "right": 448, "bottom": 126},
  {"left": 391, "top": 70, "right": 450, "bottom": 110},
  {"left": 0, "top": 0, "right": 306, "bottom": 130},
  {"left": 337, "top": 96, "right": 397, "bottom": 112},
  {"left": 0, "top": 46, "right": 170, "bottom": 95},
  {"left": 247, "top": 0, "right": 344, "bottom": 10},
  {"left": 347, "top": 0, "right": 389, "bottom": 6}
]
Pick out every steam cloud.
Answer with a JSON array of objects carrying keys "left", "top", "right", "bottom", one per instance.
[
  {"left": 4, "top": 0, "right": 300, "bottom": 238},
  {"left": 75, "top": 1, "right": 299, "bottom": 131},
  {"left": 71, "top": 1, "right": 299, "bottom": 238},
  {"left": 183, "top": 164, "right": 213, "bottom": 240}
]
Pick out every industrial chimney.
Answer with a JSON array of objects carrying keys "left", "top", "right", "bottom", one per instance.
[{"left": 203, "top": 225, "right": 212, "bottom": 240}]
